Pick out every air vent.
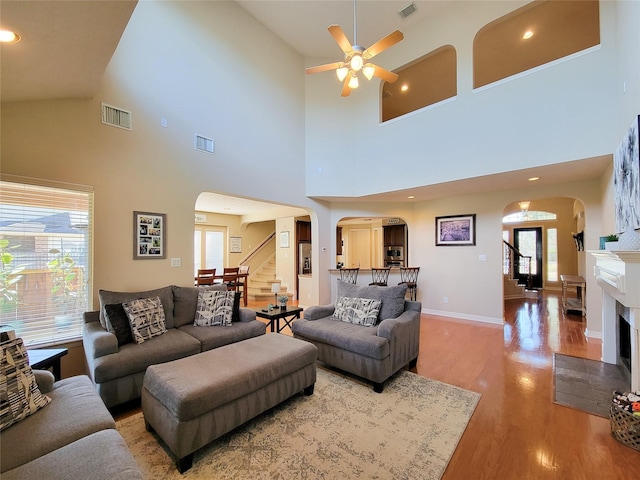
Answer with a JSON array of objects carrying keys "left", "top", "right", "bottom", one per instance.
[
  {"left": 101, "top": 103, "right": 131, "bottom": 130},
  {"left": 398, "top": 3, "right": 417, "bottom": 19},
  {"left": 194, "top": 134, "right": 215, "bottom": 154}
]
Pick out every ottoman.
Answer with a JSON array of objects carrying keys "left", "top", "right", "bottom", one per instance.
[{"left": 141, "top": 334, "right": 318, "bottom": 472}]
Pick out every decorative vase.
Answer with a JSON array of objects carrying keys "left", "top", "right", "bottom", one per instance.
[
  {"left": 605, "top": 241, "right": 620, "bottom": 251},
  {"left": 618, "top": 229, "right": 640, "bottom": 250},
  {"left": 278, "top": 296, "right": 288, "bottom": 308}
]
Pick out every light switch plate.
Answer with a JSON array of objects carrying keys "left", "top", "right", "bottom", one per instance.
[{"left": 170, "top": 258, "right": 181, "bottom": 267}]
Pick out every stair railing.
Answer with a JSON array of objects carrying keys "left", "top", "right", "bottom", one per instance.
[{"left": 503, "top": 240, "right": 532, "bottom": 290}]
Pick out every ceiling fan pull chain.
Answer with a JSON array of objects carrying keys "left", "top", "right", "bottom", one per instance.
[{"left": 353, "top": 0, "right": 357, "bottom": 45}]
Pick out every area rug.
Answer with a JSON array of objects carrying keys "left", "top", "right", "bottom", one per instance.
[
  {"left": 553, "top": 353, "right": 630, "bottom": 418},
  {"left": 117, "top": 368, "right": 481, "bottom": 479}
]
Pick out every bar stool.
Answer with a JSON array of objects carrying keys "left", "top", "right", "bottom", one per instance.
[
  {"left": 339, "top": 267, "right": 359, "bottom": 284},
  {"left": 369, "top": 267, "right": 390, "bottom": 286},
  {"left": 399, "top": 267, "right": 420, "bottom": 301}
]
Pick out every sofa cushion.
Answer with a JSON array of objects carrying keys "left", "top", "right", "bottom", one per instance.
[
  {"left": 194, "top": 290, "right": 237, "bottom": 326},
  {"left": 104, "top": 303, "right": 133, "bottom": 346},
  {"left": 172, "top": 284, "right": 227, "bottom": 328},
  {"left": 1, "top": 429, "right": 144, "bottom": 480},
  {"left": 0, "top": 375, "right": 115, "bottom": 473},
  {"left": 336, "top": 280, "right": 407, "bottom": 320},
  {"left": 178, "top": 319, "right": 266, "bottom": 352},
  {"left": 291, "top": 317, "right": 389, "bottom": 360},
  {"left": 333, "top": 297, "right": 381, "bottom": 327},
  {"left": 99, "top": 286, "right": 174, "bottom": 329},
  {"left": 0, "top": 333, "right": 51, "bottom": 432},
  {"left": 91, "top": 329, "right": 201, "bottom": 384},
  {"left": 122, "top": 296, "right": 167, "bottom": 344}
]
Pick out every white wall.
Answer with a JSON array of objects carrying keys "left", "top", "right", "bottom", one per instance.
[{"left": 305, "top": 1, "right": 625, "bottom": 198}]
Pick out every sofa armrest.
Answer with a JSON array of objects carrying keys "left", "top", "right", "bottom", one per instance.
[
  {"left": 83, "top": 312, "right": 118, "bottom": 359},
  {"left": 33, "top": 369, "right": 55, "bottom": 393},
  {"left": 304, "top": 304, "right": 335, "bottom": 320},
  {"left": 238, "top": 307, "right": 257, "bottom": 323},
  {"left": 376, "top": 308, "right": 421, "bottom": 342}
]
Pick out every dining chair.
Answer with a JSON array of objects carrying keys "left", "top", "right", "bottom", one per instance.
[
  {"left": 398, "top": 267, "right": 420, "bottom": 301},
  {"left": 195, "top": 268, "right": 216, "bottom": 286},
  {"left": 235, "top": 265, "right": 250, "bottom": 306},
  {"left": 222, "top": 267, "right": 240, "bottom": 292},
  {"left": 339, "top": 267, "right": 359, "bottom": 285},
  {"left": 369, "top": 267, "right": 391, "bottom": 286}
]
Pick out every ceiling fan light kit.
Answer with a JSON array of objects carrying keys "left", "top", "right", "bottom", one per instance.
[{"left": 305, "top": 1, "right": 404, "bottom": 97}]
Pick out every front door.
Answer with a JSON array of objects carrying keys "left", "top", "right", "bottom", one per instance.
[{"left": 513, "top": 227, "right": 543, "bottom": 289}]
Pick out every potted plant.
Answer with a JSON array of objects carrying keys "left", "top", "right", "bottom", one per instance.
[
  {"left": 604, "top": 234, "right": 619, "bottom": 251},
  {"left": 0, "top": 239, "right": 24, "bottom": 326},
  {"left": 278, "top": 294, "right": 289, "bottom": 308},
  {"left": 47, "top": 248, "right": 78, "bottom": 328}
]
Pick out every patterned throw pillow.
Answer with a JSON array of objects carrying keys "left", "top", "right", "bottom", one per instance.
[
  {"left": 194, "top": 290, "right": 237, "bottom": 326},
  {"left": 1, "top": 331, "right": 51, "bottom": 431},
  {"left": 333, "top": 296, "right": 382, "bottom": 327},
  {"left": 122, "top": 296, "right": 167, "bottom": 344}
]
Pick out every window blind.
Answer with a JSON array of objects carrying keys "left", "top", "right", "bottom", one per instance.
[{"left": 0, "top": 177, "right": 93, "bottom": 347}]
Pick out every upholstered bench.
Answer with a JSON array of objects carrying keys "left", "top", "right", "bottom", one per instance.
[{"left": 141, "top": 333, "right": 318, "bottom": 472}]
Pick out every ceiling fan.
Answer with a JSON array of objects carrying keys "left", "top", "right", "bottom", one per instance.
[{"left": 305, "top": 2, "right": 404, "bottom": 97}]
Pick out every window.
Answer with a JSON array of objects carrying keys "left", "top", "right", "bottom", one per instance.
[
  {"left": 502, "top": 211, "right": 557, "bottom": 223},
  {"left": 0, "top": 177, "right": 93, "bottom": 347},
  {"left": 546, "top": 228, "right": 558, "bottom": 282},
  {"left": 194, "top": 227, "right": 224, "bottom": 276}
]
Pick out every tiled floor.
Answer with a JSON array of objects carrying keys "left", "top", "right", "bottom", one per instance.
[{"left": 553, "top": 353, "right": 630, "bottom": 418}]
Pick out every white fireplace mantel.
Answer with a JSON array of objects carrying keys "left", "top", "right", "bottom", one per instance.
[{"left": 589, "top": 250, "right": 640, "bottom": 390}]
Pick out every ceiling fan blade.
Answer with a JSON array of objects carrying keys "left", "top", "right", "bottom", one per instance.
[
  {"left": 372, "top": 65, "right": 399, "bottom": 83},
  {"left": 341, "top": 77, "right": 352, "bottom": 97},
  {"left": 328, "top": 25, "right": 353, "bottom": 54},
  {"left": 364, "top": 30, "right": 404, "bottom": 59},
  {"left": 305, "top": 62, "right": 343, "bottom": 75}
]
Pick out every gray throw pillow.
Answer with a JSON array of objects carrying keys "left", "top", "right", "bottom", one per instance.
[
  {"left": 336, "top": 279, "right": 407, "bottom": 320},
  {"left": 194, "top": 290, "right": 236, "bottom": 326},
  {"left": 333, "top": 296, "right": 382, "bottom": 327},
  {"left": 122, "top": 296, "right": 167, "bottom": 344},
  {"left": 172, "top": 284, "right": 227, "bottom": 327}
]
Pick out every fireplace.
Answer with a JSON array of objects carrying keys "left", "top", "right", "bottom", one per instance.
[{"left": 590, "top": 250, "right": 640, "bottom": 391}]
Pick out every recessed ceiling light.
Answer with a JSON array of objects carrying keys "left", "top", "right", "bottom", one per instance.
[
  {"left": 528, "top": 176, "right": 540, "bottom": 182},
  {"left": 400, "top": 84, "right": 409, "bottom": 92},
  {"left": 407, "top": 195, "right": 415, "bottom": 199},
  {"left": 0, "top": 30, "right": 20, "bottom": 43},
  {"left": 523, "top": 30, "right": 534, "bottom": 40}
]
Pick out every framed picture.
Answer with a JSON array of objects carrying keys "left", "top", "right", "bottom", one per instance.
[
  {"left": 280, "top": 230, "right": 290, "bottom": 248},
  {"left": 435, "top": 214, "right": 476, "bottom": 246},
  {"left": 230, "top": 236, "right": 242, "bottom": 253},
  {"left": 613, "top": 114, "right": 640, "bottom": 232},
  {"left": 133, "top": 211, "right": 166, "bottom": 259}
]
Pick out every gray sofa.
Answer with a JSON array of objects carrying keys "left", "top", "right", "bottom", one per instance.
[
  {"left": 291, "top": 280, "right": 421, "bottom": 392},
  {"left": 83, "top": 284, "right": 266, "bottom": 408},
  {"left": 0, "top": 371, "right": 143, "bottom": 479}
]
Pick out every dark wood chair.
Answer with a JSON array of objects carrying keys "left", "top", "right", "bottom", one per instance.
[
  {"left": 339, "top": 267, "right": 359, "bottom": 285},
  {"left": 195, "top": 268, "right": 216, "bottom": 286},
  {"left": 369, "top": 267, "right": 391, "bottom": 286},
  {"left": 235, "top": 265, "right": 250, "bottom": 306},
  {"left": 399, "top": 267, "right": 420, "bottom": 301},
  {"left": 222, "top": 267, "right": 240, "bottom": 292}
]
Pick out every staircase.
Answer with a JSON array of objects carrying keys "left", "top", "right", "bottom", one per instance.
[
  {"left": 247, "top": 256, "right": 294, "bottom": 303},
  {"left": 504, "top": 275, "right": 538, "bottom": 300}
]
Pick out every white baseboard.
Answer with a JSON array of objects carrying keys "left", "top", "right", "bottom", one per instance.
[{"left": 422, "top": 308, "right": 504, "bottom": 326}]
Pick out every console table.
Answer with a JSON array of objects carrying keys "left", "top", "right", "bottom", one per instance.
[{"left": 560, "top": 274, "right": 586, "bottom": 316}]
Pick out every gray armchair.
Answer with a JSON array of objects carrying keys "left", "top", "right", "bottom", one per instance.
[{"left": 291, "top": 280, "right": 421, "bottom": 392}]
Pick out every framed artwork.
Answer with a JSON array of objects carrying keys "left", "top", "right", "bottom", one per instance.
[
  {"left": 230, "top": 236, "right": 242, "bottom": 253},
  {"left": 435, "top": 214, "right": 476, "bottom": 246},
  {"left": 280, "top": 230, "right": 290, "bottom": 248},
  {"left": 133, "top": 211, "right": 166, "bottom": 259},
  {"left": 614, "top": 115, "right": 640, "bottom": 233}
]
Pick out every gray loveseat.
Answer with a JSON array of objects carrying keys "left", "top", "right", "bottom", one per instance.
[
  {"left": 291, "top": 280, "right": 421, "bottom": 392},
  {"left": 0, "top": 371, "right": 143, "bottom": 479},
  {"left": 83, "top": 284, "right": 266, "bottom": 408}
]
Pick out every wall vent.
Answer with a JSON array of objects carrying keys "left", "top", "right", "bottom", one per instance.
[
  {"left": 194, "top": 134, "right": 215, "bottom": 154},
  {"left": 101, "top": 103, "right": 131, "bottom": 130},
  {"left": 398, "top": 3, "right": 417, "bottom": 19}
]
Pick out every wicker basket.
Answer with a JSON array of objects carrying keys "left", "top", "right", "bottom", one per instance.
[{"left": 610, "top": 404, "right": 640, "bottom": 451}]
